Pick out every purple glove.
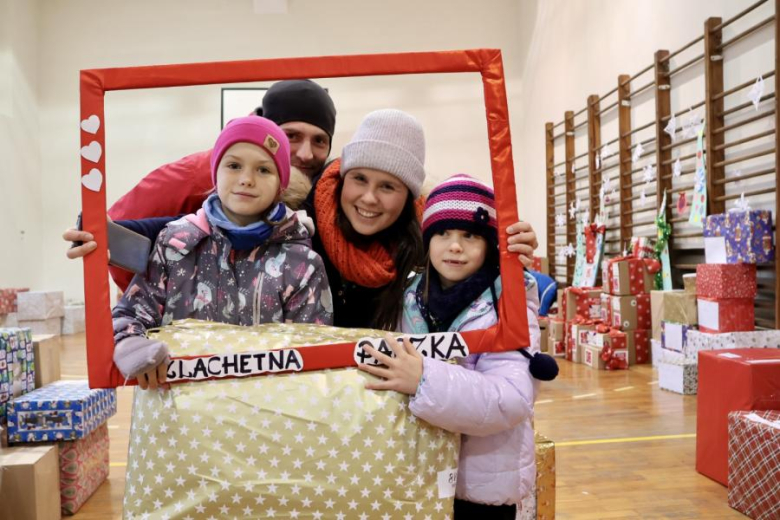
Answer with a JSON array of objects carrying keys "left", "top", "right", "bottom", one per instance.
[{"left": 113, "top": 335, "right": 169, "bottom": 379}]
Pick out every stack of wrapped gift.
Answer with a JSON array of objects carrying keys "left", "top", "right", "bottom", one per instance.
[
  {"left": 1, "top": 327, "right": 35, "bottom": 427},
  {"left": 696, "top": 263, "right": 756, "bottom": 334},
  {"left": 0, "top": 445, "right": 62, "bottom": 518},
  {"left": 62, "top": 303, "right": 86, "bottom": 335},
  {"left": 727, "top": 411, "right": 780, "bottom": 519},
  {"left": 603, "top": 256, "right": 656, "bottom": 367},
  {"left": 518, "top": 432, "right": 556, "bottom": 520},
  {"left": 17, "top": 291, "right": 65, "bottom": 336},
  {"left": 580, "top": 325, "right": 630, "bottom": 371},
  {"left": 0, "top": 288, "right": 28, "bottom": 327},
  {"left": 656, "top": 285, "right": 699, "bottom": 395},
  {"left": 539, "top": 316, "right": 549, "bottom": 353},
  {"left": 548, "top": 317, "right": 566, "bottom": 358},
  {"left": 650, "top": 273, "right": 697, "bottom": 368},
  {"left": 554, "top": 286, "right": 602, "bottom": 363},
  {"left": 696, "top": 349, "right": 780, "bottom": 487},
  {"left": 7, "top": 380, "right": 117, "bottom": 515},
  {"left": 32, "top": 334, "right": 61, "bottom": 388}
]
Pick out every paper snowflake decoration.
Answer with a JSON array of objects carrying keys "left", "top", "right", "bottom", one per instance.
[
  {"left": 632, "top": 142, "right": 644, "bottom": 163},
  {"left": 747, "top": 75, "right": 764, "bottom": 111},
  {"left": 672, "top": 157, "right": 682, "bottom": 178},
  {"left": 664, "top": 113, "right": 677, "bottom": 142},
  {"left": 639, "top": 188, "right": 648, "bottom": 207},
  {"left": 568, "top": 201, "right": 577, "bottom": 219},
  {"left": 642, "top": 164, "right": 657, "bottom": 183},
  {"left": 555, "top": 213, "right": 566, "bottom": 228},
  {"left": 682, "top": 110, "right": 701, "bottom": 139}
]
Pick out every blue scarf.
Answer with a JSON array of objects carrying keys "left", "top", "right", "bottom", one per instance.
[{"left": 203, "top": 193, "right": 286, "bottom": 250}]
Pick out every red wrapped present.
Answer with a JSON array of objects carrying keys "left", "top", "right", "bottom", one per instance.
[
  {"left": 563, "top": 287, "right": 602, "bottom": 322},
  {"left": 697, "top": 297, "right": 755, "bottom": 333},
  {"left": 548, "top": 318, "right": 565, "bottom": 358},
  {"left": 697, "top": 349, "right": 780, "bottom": 486},
  {"left": 582, "top": 345, "right": 628, "bottom": 370},
  {"left": 728, "top": 411, "right": 780, "bottom": 520},
  {"left": 532, "top": 256, "right": 550, "bottom": 275},
  {"left": 610, "top": 293, "right": 651, "bottom": 331},
  {"left": 696, "top": 264, "right": 757, "bottom": 299},
  {"left": 600, "top": 344, "right": 629, "bottom": 370},
  {"left": 587, "top": 324, "right": 626, "bottom": 350},
  {"left": 0, "top": 288, "right": 29, "bottom": 315},
  {"left": 628, "top": 329, "right": 651, "bottom": 364},
  {"left": 59, "top": 423, "right": 110, "bottom": 514},
  {"left": 607, "top": 257, "right": 659, "bottom": 296}
]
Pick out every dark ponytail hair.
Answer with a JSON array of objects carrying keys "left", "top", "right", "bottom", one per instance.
[{"left": 336, "top": 187, "right": 425, "bottom": 331}]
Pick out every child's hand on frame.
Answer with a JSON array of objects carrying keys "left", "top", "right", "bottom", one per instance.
[
  {"left": 358, "top": 334, "right": 423, "bottom": 395},
  {"left": 137, "top": 360, "right": 170, "bottom": 391}
]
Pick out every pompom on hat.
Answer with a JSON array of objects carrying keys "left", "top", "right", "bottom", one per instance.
[
  {"left": 210, "top": 116, "right": 291, "bottom": 190},
  {"left": 422, "top": 174, "right": 498, "bottom": 249}
]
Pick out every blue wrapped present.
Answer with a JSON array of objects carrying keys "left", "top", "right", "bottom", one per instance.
[
  {"left": 7, "top": 380, "right": 116, "bottom": 442},
  {"left": 704, "top": 210, "right": 775, "bottom": 264},
  {"left": 1, "top": 327, "right": 35, "bottom": 423}
]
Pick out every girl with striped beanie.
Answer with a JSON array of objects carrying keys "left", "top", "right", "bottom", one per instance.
[{"left": 359, "top": 174, "right": 556, "bottom": 518}]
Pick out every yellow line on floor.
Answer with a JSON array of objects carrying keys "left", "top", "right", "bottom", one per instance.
[
  {"left": 110, "top": 462, "right": 127, "bottom": 467},
  {"left": 536, "top": 399, "right": 554, "bottom": 404},
  {"left": 647, "top": 380, "right": 659, "bottom": 385},
  {"left": 614, "top": 386, "right": 634, "bottom": 392},
  {"left": 60, "top": 374, "right": 87, "bottom": 379},
  {"left": 557, "top": 433, "right": 696, "bottom": 447},
  {"left": 572, "top": 393, "right": 597, "bottom": 399}
]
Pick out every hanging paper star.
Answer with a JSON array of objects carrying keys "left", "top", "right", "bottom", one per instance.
[
  {"left": 568, "top": 201, "right": 577, "bottom": 219},
  {"left": 564, "top": 243, "right": 576, "bottom": 258},
  {"left": 632, "top": 142, "right": 644, "bottom": 163},
  {"left": 672, "top": 158, "right": 682, "bottom": 178},
  {"left": 747, "top": 75, "right": 764, "bottom": 111},
  {"left": 734, "top": 192, "right": 751, "bottom": 212},
  {"left": 555, "top": 213, "right": 566, "bottom": 228},
  {"left": 664, "top": 113, "right": 677, "bottom": 142},
  {"left": 595, "top": 153, "right": 601, "bottom": 170}
]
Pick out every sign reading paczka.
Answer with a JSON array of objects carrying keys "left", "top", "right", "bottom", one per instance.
[{"left": 354, "top": 333, "right": 470, "bottom": 366}]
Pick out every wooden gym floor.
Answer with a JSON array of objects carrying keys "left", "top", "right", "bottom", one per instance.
[{"left": 57, "top": 333, "right": 743, "bottom": 520}]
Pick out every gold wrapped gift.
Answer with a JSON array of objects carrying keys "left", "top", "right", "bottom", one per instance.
[
  {"left": 518, "top": 432, "right": 556, "bottom": 519},
  {"left": 123, "top": 320, "right": 460, "bottom": 519}
]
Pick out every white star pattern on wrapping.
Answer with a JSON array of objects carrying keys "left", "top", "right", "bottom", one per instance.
[{"left": 123, "top": 321, "right": 459, "bottom": 518}]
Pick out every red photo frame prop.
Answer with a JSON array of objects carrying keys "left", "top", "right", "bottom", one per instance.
[{"left": 80, "top": 49, "right": 529, "bottom": 388}]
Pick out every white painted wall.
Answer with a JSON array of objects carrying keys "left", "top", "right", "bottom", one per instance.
[
  {"left": 27, "top": 0, "right": 533, "bottom": 301},
  {"left": 0, "top": 0, "right": 42, "bottom": 291}
]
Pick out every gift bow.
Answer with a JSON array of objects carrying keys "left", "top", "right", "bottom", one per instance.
[{"left": 600, "top": 345, "right": 628, "bottom": 370}]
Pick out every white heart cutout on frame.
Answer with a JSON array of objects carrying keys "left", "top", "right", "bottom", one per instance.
[
  {"left": 80, "top": 141, "right": 102, "bottom": 163},
  {"left": 80, "top": 115, "right": 100, "bottom": 134},
  {"left": 81, "top": 168, "right": 103, "bottom": 192}
]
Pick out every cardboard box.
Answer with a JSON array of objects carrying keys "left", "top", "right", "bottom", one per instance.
[
  {"left": 517, "top": 432, "right": 556, "bottom": 520},
  {"left": 0, "top": 288, "right": 29, "bottom": 315},
  {"left": 682, "top": 273, "right": 697, "bottom": 294},
  {"left": 570, "top": 322, "right": 598, "bottom": 364},
  {"left": 59, "top": 423, "right": 110, "bottom": 515},
  {"left": 651, "top": 339, "right": 662, "bottom": 368},
  {"left": 0, "top": 424, "right": 6, "bottom": 448},
  {"left": 539, "top": 318, "right": 548, "bottom": 353},
  {"left": 727, "top": 411, "right": 780, "bottom": 520},
  {"left": 661, "top": 322, "right": 695, "bottom": 353},
  {"left": 1, "top": 328, "right": 35, "bottom": 424},
  {"left": 17, "top": 318, "right": 62, "bottom": 337},
  {"left": 0, "top": 445, "right": 61, "bottom": 520},
  {"left": 650, "top": 290, "right": 665, "bottom": 340},
  {"left": 532, "top": 256, "right": 550, "bottom": 275},
  {"left": 610, "top": 293, "right": 651, "bottom": 331},
  {"left": 697, "top": 297, "right": 754, "bottom": 334},
  {"left": 0, "top": 313, "right": 18, "bottom": 328},
  {"left": 582, "top": 345, "right": 628, "bottom": 370},
  {"left": 626, "top": 329, "right": 651, "bottom": 365},
  {"left": 548, "top": 319, "right": 566, "bottom": 358},
  {"left": 661, "top": 291, "right": 697, "bottom": 325},
  {"left": 61, "top": 305, "right": 85, "bottom": 335},
  {"left": 17, "top": 291, "right": 64, "bottom": 321},
  {"left": 696, "top": 264, "right": 757, "bottom": 299},
  {"left": 32, "top": 335, "right": 61, "bottom": 389},
  {"left": 658, "top": 360, "right": 698, "bottom": 395},
  {"left": 704, "top": 210, "right": 775, "bottom": 264},
  {"left": 563, "top": 287, "right": 602, "bottom": 322},
  {"left": 696, "top": 349, "right": 780, "bottom": 486},
  {"left": 7, "top": 380, "right": 117, "bottom": 443},
  {"left": 608, "top": 258, "right": 655, "bottom": 296},
  {"left": 122, "top": 321, "right": 462, "bottom": 519},
  {"left": 600, "top": 292, "right": 612, "bottom": 323}
]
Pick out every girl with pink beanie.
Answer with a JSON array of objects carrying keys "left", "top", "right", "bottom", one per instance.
[{"left": 112, "top": 116, "right": 333, "bottom": 390}]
